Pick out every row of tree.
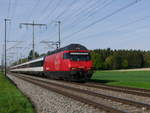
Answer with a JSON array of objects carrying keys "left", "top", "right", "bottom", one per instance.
[
  {"left": 12, "top": 48, "right": 150, "bottom": 70},
  {"left": 12, "top": 50, "right": 40, "bottom": 66},
  {"left": 91, "top": 48, "right": 150, "bottom": 70}
]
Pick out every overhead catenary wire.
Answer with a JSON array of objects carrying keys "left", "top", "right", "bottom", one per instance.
[
  {"left": 3, "top": 0, "right": 145, "bottom": 60},
  {"left": 61, "top": 0, "right": 104, "bottom": 29},
  {"left": 45, "top": 0, "right": 101, "bottom": 41},
  {"left": 28, "top": 0, "right": 41, "bottom": 20},
  {"left": 52, "top": 0, "right": 77, "bottom": 21},
  {"left": 41, "top": 0, "right": 78, "bottom": 37},
  {"left": 60, "top": 0, "right": 95, "bottom": 22},
  {"left": 39, "top": 0, "right": 105, "bottom": 42},
  {"left": 18, "top": 0, "right": 41, "bottom": 52},
  {"left": 7, "top": 0, "right": 11, "bottom": 18},
  {"left": 65, "top": 13, "right": 150, "bottom": 43},
  {"left": 63, "top": 0, "right": 113, "bottom": 31},
  {"left": 115, "top": 15, "right": 150, "bottom": 29},
  {"left": 38, "top": 0, "right": 61, "bottom": 21},
  {"left": 62, "top": 0, "right": 142, "bottom": 42},
  {"left": 41, "top": 0, "right": 62, "bottom": 22},
  {"left": 40, "top": 0, "right": 55, "bottom": 16},
  {"left": 11, "top": 0, "right": 18, "bottom": 19},
  {"left": 58, "top": 0, "right": 96, "bottom": 28}
]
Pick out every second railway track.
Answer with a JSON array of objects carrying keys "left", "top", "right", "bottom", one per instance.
[
  {"left": 11, "top": 73, "right": 150, "bottom": 113},
  {"left": 84, "top": 82, "right": 150, "bottom": 97}
]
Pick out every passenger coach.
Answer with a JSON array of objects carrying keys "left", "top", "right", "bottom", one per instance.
[{"left": 10, "top": 44, "right": 93, "bottom": 81}]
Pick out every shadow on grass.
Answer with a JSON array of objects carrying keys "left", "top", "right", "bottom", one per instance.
[{"left": 89, "top": 79, "right": 118, "bottom": 84}]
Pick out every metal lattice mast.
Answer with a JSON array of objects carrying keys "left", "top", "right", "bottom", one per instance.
[
  {"left": 20, "top": 21, "right": 47, "bottom": 59},
  {"left": 4, "top": 19, "right": 11, "bottom": 76}
]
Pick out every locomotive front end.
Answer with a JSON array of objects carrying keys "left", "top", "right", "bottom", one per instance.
[{"left": 63, "top": 51, "right": 93, "bottom": 81}]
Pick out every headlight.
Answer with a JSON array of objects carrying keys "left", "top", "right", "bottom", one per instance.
[{"left": 70, "top": 67, "right": 77, "bottom": 70}]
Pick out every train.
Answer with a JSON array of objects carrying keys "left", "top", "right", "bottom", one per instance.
[{"left": 10, "top": 44, "right": 93, "bottom": 81}]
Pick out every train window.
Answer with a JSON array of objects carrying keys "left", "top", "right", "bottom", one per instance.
[
  {"left": 63, "top": 53, "right": 70, "bottom": 59},
  {"left": 63, "top": 52, "right": 91, "bottom": 61},
  {"left": 29, "top": 61, "right": 43, "bottom": 67},
  {"left": 70, "top": 54, "right": 91, "bottom": 61}
]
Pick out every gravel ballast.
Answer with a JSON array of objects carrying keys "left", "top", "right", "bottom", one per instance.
[
  {"left": 12, "top": 74, "right": 150, "bottom": 113},
  {"left": 7, "top": 74, "right": 103, "bottom": 113},
  {"left": 21, "top": 74, "right": 150, "bottom": 105}
]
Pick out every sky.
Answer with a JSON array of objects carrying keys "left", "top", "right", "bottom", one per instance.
[{"left": 0, "top": 0, "right": 150, "bottom": 64}]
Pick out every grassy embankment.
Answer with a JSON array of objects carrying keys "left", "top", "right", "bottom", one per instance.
[
  {"left": 0, "top": 72, "right": 35, "bottom": 113},
  {"left": 92, "top": 71, "right": 150, "bottom": 89}
]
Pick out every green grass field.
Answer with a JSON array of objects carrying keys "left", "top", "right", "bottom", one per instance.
[
  {"left": 92, "top": 71, "right": 150, "bottom": 89},
  {"left": 0, "top": 73, "right": 35, "bottom": 113}
]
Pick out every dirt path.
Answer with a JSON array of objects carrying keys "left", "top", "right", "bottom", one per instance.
[{"left": 117, "top": 68, "right": 150, "bottom": 72}]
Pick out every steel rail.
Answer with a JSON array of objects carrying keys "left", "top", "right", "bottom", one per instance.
[
  {"left": 13, "top": 74, "right": 150, "bottom": 111},
  {"left": 87, "top": 82, "right": 150, "bottom": 93},
  {"left": 84, "top": 83, "right": 150, "bottom": 98},
  {"left": 13, "top": 75, "right": 128, "bottom": 113}
]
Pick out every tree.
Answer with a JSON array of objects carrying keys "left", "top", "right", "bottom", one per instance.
[
  {"left": 143, "top": 52, "right": 150, "bottom": 67},
  {"left": 28, "top": 50, "right": 39, "bottom": 60},
  {"left": 105, "top": 56, "right": 113, "bottom": 69},
  {"left": 112, "top": 54, "right": 123, "bottom": 69},
  {"left": 122, "top": 59, "right": 128, "bottom": 69},
  {"left": 91, "top": 52, "right": 104, "bottom": 69}
]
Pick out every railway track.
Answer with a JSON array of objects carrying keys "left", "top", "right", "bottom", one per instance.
[
  {"left": 11, "top": 74, "right": 150, "bottom": 113},
  {"left": 84, "top": 82, "right": 150, "bottom": 97},
  {"left": 49, "top": 79, "right": 150, "bottom": 98}
]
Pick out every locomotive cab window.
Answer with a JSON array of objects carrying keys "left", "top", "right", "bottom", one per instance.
[
  {"left": 63, "top": 52, "right": 91, "bottom": 61},
  {"left": 63, "top": 53, "right": 70, "bottom": 59}
]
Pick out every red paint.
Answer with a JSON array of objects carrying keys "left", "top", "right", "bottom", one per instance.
[{"left": 43, "top": 50, "right": 93, "bottom": 72}]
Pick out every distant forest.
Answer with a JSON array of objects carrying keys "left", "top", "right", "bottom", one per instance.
[
  {"left": 91, "top": 48, "right": 150, "bottom": 70},
  {"left": 13, "top": 48, "right": 150, "bottom": 70}
]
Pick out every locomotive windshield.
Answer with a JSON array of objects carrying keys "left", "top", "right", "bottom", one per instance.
[{"left": 63, "top": 52, "right": 91, "bottom": 61}]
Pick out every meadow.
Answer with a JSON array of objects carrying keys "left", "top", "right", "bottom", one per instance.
[
  {"left": 0, "top": 73, "right": 35, "bottom": 113},
  {"left": 92, "top": 70, "right": 150, "bottom": 89}
]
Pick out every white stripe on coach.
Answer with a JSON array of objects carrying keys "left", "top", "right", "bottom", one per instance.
[{"left": 11, "top": 67, "right": 43, "bottom": 72}]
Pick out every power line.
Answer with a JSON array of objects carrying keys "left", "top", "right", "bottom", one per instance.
[
  {"left": 40, "top": 0, "right": 55, "bottom": 16},
  {"left": 40, "top": 41, "right": 58, "bottom": 49},
  {"left": 115, "top": 15, "right": 150, "bottom": 29},
  {"left": 42, "top": 0, "right": 77, "bottom": 37},
  {"left": 61, "top": 0, "right": 95, "bottom": 22},
  {"left": 7, "top": 0, "right": 11, "bottom": 18},
  {"left": 40, "top": 0, "right": 62, "bottom": 22},
  {"left": 63, "top": 0, "right": 113, "bottom": 31},
  {"left": 62, "top": 0, "right": 141, "bottom": 42},
  {"left": 28, "top": 0, "right": 41, "bottom": 20},
  {"left": 58, "top": 0, "right": 95, "bottom": 28},
  {"left": 20, "top": 21, "right": 47, "bottom": 59},
  {"left": 40, "top": 21, "right": 61, "bottom": 49},
  {"left": 39, "top": 0, "right": 98, "bottom": 40},
  {"left": 51, "top": 0, "right": 109, "bottom": 39},
  {"left": 11, "top": 0, "right": 18, "bottom": 18},
  {"left": 52, "top": 0, "right": 77, "bottom": 21},
  {"left": 6, "top": 0, "right": 17, "bottom": 47},
  {"left": 68, "top": 0, "right": 105, "bottom": 22},
  {"left": 45, "top": 0, "right": 99, "bottom": 40},
  {"left": 66, "top": 14, "right": 150, "bottom": 43}
]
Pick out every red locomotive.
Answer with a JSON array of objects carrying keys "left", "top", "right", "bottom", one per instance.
[{"left": 10, "top": 44, "right": 93, "bottom": 81}]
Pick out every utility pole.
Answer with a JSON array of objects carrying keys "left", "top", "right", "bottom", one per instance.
[
  {"left": 56, "top": 21, "right": 61, "bottom": 48},
  {"left": 20, "top": 21, "right": 47, "bottom": 59},
  {"left": 1, "top": 45, "right": 4, "bottom": 72},
  {"left": 4, "top": 19, "right": 11, "bottom": 76}
]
